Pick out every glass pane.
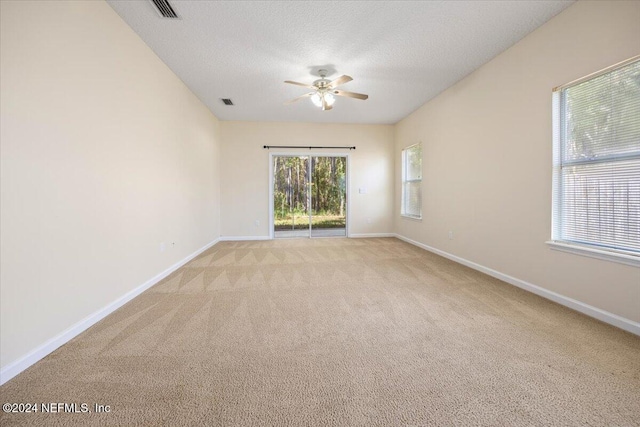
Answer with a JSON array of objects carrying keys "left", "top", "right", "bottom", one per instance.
[
  {"left": 406, "top": 144, "right": 422, "bottom": 180},
  {"left": 560, "top": 158, "right": 640, "bottom": 252},
  {"left": 564, "top": 60, "right": 640, "bottom": 162},
  {"left": 273, "top": 156, "right": 310, "bottom": 238},
  {"left": 403, "top": 181, "right": 422, "bottom": 218},
  {"left": 310, "top": 156, "right": 347, "bottom": 237}
]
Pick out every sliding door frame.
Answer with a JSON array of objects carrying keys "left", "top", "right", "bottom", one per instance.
[{"left": 269, "top": 151, "right": 351, "bottom": 239}]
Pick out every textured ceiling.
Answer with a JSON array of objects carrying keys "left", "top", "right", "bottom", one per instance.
[{"left": 107, "top": 0, "right": 573, "bottom": 124}]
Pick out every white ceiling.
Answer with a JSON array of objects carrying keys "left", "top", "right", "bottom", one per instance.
[{"left": 107, "top": 0, "right": 573, "bottom": 125}]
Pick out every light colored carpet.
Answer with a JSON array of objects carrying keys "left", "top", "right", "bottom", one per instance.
[{"left": 1, "top": 238, "right": 639, "bottom": 426}]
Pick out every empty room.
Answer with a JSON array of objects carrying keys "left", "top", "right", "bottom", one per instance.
[{"left": 1, "top": 0, "right": 639, "bottom": 425}]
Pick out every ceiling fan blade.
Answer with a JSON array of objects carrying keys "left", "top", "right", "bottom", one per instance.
[
  {"left": 284, "top": 80, "right": 315, "bottom": 89},
  {"left": 328, "top": 75, "right": 353, "bottom": 88},
  {"left": 333, "top": 89, "right": 369, "bottom": 100},
  {"left": 284, "top": 92, "right": 315, "bottom": 104}
]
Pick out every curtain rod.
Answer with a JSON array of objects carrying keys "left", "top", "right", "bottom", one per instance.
[{"left": 263, "top": 145, "right": 356, "bottom": 150}]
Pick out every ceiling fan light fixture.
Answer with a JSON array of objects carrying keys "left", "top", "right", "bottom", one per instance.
[{"left": 310, "top": 91, "right": 334, "bottom": 109}]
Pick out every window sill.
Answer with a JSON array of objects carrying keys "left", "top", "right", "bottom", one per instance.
[
  {"left": 401, "top": 214, "right": 422, "bottom": 222},
  {"left": 546, "top": 241, "right": 640, "bottom": 268}
]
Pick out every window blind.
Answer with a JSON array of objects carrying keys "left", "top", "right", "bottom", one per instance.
[{"left": 552, "top": 57, "right": 640, "bottom": 256}]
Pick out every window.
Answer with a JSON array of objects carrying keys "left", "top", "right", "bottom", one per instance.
[
  {"left": 550, "top": 56, "right": 640, "bottom": 265},
  {"left": 401, "top": 143, "right": 422, "bottom": 219}
]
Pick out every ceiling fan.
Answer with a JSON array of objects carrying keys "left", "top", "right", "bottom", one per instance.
[{"left": 284, "top": 69, "right": 369, "bottom": 111}]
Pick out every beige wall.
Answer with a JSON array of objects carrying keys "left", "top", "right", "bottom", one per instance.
[
  {"left": 0, "top": 1, "right": 221, "bottom": 369},
  {"left": 395, "top": 1, "right": 640, "bottom": 322},
  {"left": 220, "top": 122, "right": 394, "bottom": 238}
]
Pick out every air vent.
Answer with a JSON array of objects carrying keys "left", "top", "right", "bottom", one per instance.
[
  {"left": 149, "top": 0, "right": 179, "bottom": 19},
  {"left": 221, "top": 99, "right": 234, "bottom": 106}
]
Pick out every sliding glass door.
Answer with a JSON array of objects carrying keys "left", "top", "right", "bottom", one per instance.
[
  {"left": 272, "top": 155, "right": 347, "bottom": 238},
  {"left": 309, "top": 156, "right": 347, "bottom": 237},
  {"left": 273, "top": 156, "right": 310, "bottom": 238}
]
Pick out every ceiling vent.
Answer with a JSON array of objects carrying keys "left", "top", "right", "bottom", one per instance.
[
  {"left": 149, "top": 0, "right": 179, "bottom": 19},
  {"left": 221, "top": 99, "right": 234, "bottom": 106}
]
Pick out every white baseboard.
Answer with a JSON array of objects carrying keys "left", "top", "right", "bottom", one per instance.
[
  {"left": 219, "top": 235, "right": 270, "bottom": 241},
  {"left": 349, "top": 233, "right": 396, "bottom": 238},
  {"left": 394, "top": 234, "right": 640, "bottom": 336},
  {"left": 220, "top": 234, "right": 395, "bottom": 240},
  {"left": 0, "top": 238, "right": 221, "bottom": 386}
]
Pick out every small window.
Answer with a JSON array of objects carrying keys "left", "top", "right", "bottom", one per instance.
[
  {"left": 401, "top": 143, "right": 422, "bottom": 219},
  {"left": 550, "top": 57, "right": 640, "bottom": 263}
]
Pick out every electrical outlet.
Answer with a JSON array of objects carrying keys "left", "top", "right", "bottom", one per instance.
[
  {"left": 367, "top": 218, "right": 373, "bottom": 224},
  {"left": 255, "top": 220, "right": 260, "bottom": 227},
  {"left": 448, "top": 231, "right": 454, "bottom": 240},
  {"left": 160, "top": 242, "right": 166, "bottom": 252}
]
